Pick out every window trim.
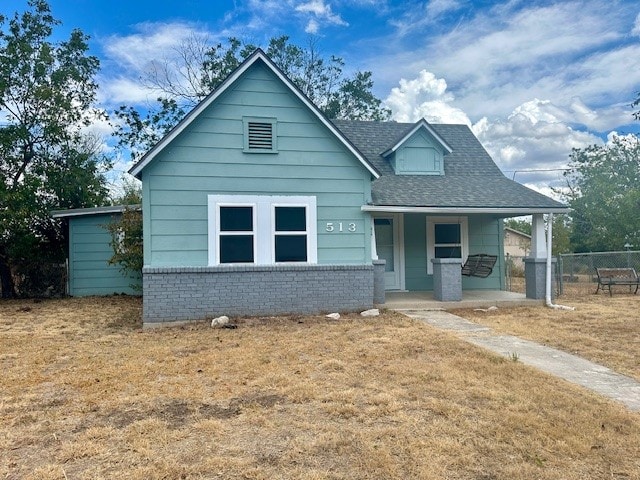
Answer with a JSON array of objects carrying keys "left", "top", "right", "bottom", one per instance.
[
  {"left": 426, "top": 216, "right": 468, "bottom": 274},
  {"left": 243, "top": 116, "right": 278, "bottom": 153},
  {"left": 208, "top": 195, "right": 317, "bottom": 266}
]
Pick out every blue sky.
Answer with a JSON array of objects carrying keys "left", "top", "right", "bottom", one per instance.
[{"left": 4, "top": 0, "right": 640, "bottom": 194}]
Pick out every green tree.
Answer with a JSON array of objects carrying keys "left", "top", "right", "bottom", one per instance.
[
  {"left": 564, "top": 136, "right": 640, "bottom": 252},
  {"left": 104, "top": 177, "right": 143, "bottom": 283},
  {"left": 551, "top": 214, "right": 572, "bottom": 255},
  {"left": 504, "top": 218, "right": 532, "bottom": 236},
  {"left": 0, "top": 0, "right": 110, "bottom": 297},
  {"left": 104, "top": 207, "right": 143, "bottom": 284},
  {"left": 115, "top": 35, "right": 390, "bottom": 161}
]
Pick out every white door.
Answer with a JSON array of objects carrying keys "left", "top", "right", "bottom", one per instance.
[{"left": 374, "top": 215, "right": 403, "bottom": 290}]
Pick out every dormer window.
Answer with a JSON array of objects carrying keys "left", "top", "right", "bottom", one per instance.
[{"left": 243, "top": 117, "right": 277, "bottom": 153}]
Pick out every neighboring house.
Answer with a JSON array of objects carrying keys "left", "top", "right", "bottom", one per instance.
[
  {"left": 53, "top": 49, "right": 567, "bottom": 325},
  {"left": 52, "top": 206, "right": 142, "bottom": 296},
  {"left": 504, "top": 227, "right": 532, "bottom": 269}
]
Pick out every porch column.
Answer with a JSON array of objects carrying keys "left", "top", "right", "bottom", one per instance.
[
  {"left": 431, "top": 258, "right": 462, "bottom": 301},
  {"left": 525, "top": 214, "right": 553, "bottom": 300},
  {"left": 530, "top": 214, "right": 547, "bottom": 258}
]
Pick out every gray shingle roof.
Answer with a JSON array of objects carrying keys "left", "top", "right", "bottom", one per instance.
[{"left": 332, "top": 120, "right": 566, "bottom": 210}]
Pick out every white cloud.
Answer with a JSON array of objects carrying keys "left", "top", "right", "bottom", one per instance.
[
  {"left": 295, "top": 0, "right": 349, "bottom": 28},
  {"left": 633, "top": 12, "right": 640, "bottom": 36},
  {"left": 305, "top": 18, "right": 319, "bottom": 34},
  {"left": 374, "top": 0, "right": 639, "bottom": 129},
  {"left": 99, "top": 76, "right": 153, "bottom": 105},
  {"left": 425, "top": 0, "right": 463, "bottom": 19},
  {"left": 384, "top": 70, "right": 471, "bottom": 124},
  {"left": 103, "top": 22, "right": 208, "bottom": 73},
  {"left": 472, "top": 100, "right": 603, "bottom": 187}
]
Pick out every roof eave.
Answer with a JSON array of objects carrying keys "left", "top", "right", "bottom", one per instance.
[
  {"left": 361, "top": 205, "right": 569, "bottom": 215},
  {"left": 51, "top": 204, "right": 141, "bottom": 219}
]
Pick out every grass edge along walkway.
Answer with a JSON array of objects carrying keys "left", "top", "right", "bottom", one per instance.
[{"left": 398, "top": 309, "right": 640, "bottom": 411}]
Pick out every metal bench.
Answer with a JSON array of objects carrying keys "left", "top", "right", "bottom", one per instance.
[
  {"left": 595, "top": 267, "right": 640, "bottom": 296},
  {"left": 461, "top": 254, "right": 497, "bottom": 278}
]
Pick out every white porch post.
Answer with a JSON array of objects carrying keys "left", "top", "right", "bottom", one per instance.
[
  {"left": 524, "top": 213, "right": 555, "bottom": 299},
  {"left": 530, "top": 213, "right": 547, "bottom": 258}
]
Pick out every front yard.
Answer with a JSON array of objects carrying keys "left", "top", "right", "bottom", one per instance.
[
  {"left": 453, "top": 290, "right": 640, "bottom": 383},
  {"left": 1, "top": 296, "right": 639, "bottom": 479}
]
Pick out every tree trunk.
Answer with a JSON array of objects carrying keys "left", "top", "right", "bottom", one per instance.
[{"left": 0, "top": 249, "right": 16, "bottom": 298}]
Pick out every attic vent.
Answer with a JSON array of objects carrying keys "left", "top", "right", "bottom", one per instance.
[
  {"left": 248, "top": 122, "right": 273, "bottom": 149},
  {"left": 244, "top": 117, "right": 277, "bottom": 153}
]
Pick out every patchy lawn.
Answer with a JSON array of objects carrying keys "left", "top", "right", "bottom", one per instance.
[
  {"left": 453, "top": 290, "right": 640, "bottom": 383},
  {"left": 1, "top": 296, "right": 640, "bottom": 479}
]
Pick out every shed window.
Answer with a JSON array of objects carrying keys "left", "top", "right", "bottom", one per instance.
[{"left": 243, "top": 117, "right": 277, "bottom": 152}]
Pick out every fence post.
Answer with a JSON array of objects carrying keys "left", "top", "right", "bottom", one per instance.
[{"left": 558, "top": 255, "right": 564, "bottom": 296}]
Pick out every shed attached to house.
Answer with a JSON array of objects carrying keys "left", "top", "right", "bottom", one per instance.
[{"left": 52, "top": 206, "right": 142, "bottom": 296}]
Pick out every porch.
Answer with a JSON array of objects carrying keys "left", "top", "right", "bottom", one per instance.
[{"left": 381, "top": 290, "right": 543, "bottom": 310}]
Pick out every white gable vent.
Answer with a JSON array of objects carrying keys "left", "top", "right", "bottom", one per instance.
[{"left": 244, "top": 117, "right": 277, "bottom": 152}]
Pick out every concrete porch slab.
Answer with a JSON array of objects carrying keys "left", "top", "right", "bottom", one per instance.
[{"left": 380, "top": 290, "right": 543, "bottom": 310}]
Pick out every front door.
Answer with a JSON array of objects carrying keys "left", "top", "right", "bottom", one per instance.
[{"left": 374, "top": 215, "right": 403, "bottom": 290}]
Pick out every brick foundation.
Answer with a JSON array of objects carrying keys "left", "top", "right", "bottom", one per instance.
[{"left": 142, "top": 264, "right": 375, "bottom": 326}]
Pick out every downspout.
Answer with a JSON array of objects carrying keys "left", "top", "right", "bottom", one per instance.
[{"left": 546, "top": 213, "right": 575, "bottom": 310}]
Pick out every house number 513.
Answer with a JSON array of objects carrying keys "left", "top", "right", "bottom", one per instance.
[{"left": 326, "top": 222, "right": 356, "bottom": 232}]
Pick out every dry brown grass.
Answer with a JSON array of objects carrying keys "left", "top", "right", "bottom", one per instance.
[
  {"left": 454, "top": 285, "right": 640, "bottom": 383},
  {"left": 1, "top": 296, "right": 640, "bottom": 479}
]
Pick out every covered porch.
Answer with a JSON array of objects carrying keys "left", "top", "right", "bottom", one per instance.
[{"left": 367, "top": 207, "right": 567, "bottom": 302}]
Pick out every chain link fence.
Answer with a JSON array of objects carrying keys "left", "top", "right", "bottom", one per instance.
[{"left": 505, "top": 251, "right": 640, "bottom": 296}]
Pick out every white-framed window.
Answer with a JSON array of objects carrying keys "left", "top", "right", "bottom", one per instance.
[
  {"left": 217, "top": 203, "right": 256, "bottom": 264},
  {"left": 208, "top": 195, "right": 317, "bottom": 266},
  {"left": 272, "top": 204, "right": 309, "bottom": 262},
  {"left": 243, "top": 117, "right": 278, "bottom": 153},
  {"left": 426, "top": 216, "right": 468, "bottom": 274}
]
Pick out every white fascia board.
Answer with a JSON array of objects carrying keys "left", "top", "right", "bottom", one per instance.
[
  {"left": 381, "top": 119, "right": 453, "bottom": 157},
  {"left": 129, "top": 50, "right": 379, "bottom": 179},
  {"left": 361, "top": 205, "right": 570, "bottom": 215},
  {"left": 51, "top": 204, "right": 141, "bottom": 218}
]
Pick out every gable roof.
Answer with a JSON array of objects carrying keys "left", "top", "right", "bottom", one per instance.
[
  {"left": 332, "top": 120, "right": 568, "bottom": 214},
  {"left": 381, "top": 118, "right": 453, "bottom": 157},
  {"left": 128, "top": 49, "right": 379, "bottom": 179}
]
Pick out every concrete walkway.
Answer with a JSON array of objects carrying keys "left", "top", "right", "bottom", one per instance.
[{"left": 398, "top": 309, "right": 640, "bottom": 411}]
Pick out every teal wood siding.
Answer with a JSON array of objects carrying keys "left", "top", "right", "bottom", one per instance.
[
  {"left": 144, "top": 62, "right": 372, "bottom": 267},
  {"left": 464, "top": 216, "right": 503, "bottom": 290},
  {"left": 68, "top": 214, "right": 141, "bottom": 296},
  {"left": 391, "top": 131, "right": 445, "bottom": 175},
  {"left": 403, "top": 214, "right": 503, "bottom": 291}
]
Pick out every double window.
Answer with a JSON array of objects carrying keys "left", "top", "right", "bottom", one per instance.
[{"left": 208, "top": 195, "right": 317, "bottom": 265}]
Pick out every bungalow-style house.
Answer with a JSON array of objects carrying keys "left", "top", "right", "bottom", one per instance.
[{"left": 55, "top": 49, "right": 567, "bottom": 326}]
